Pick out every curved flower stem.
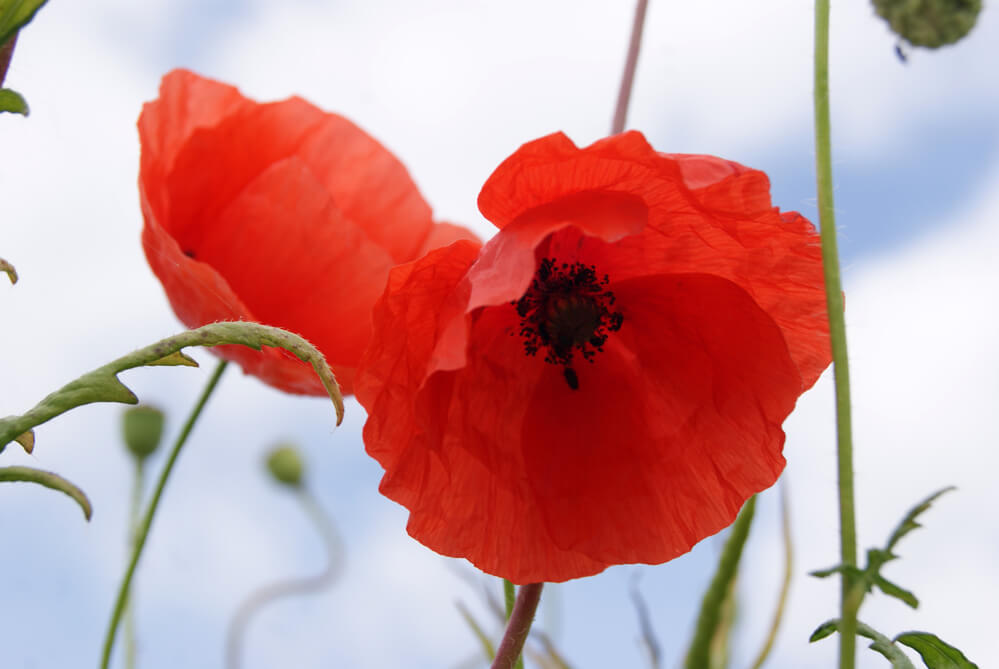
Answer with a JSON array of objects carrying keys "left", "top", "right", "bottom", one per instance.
[
  {"left": 813, "top": 2, "right": 858, "bottom": 668},
  {"left": 225, "top": 488, "right": 343, "bottom": 669},
  {"left": 611, "top": 0, "right": 650, "bottom": 134},
  {"left": 99, "top": 360, "right": 228, "bottom": 669},
  {"left": 491, "top": 583, "right": 544, "bottom": 669},
  {"left": 684, "top": 495, "right": 756, "bottom": 669}
]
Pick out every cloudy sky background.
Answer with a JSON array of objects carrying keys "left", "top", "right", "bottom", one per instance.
[{"left": 1, "top": 1, "right": 997, "bottom": 667}]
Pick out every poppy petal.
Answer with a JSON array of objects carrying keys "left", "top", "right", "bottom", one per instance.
[
  {"left": 356, "top": 131, "right": 831, "bottom": 583},
  {"left": 139, "top": 69, "right": 479, "bottom": 395}
]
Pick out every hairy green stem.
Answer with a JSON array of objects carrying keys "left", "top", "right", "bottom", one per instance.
[
  {"left": 501, "top": 580, "right": 523, "bottom": 669},
  {"left": 814, "top": 2, "right": 858, "bottom": 668},
  {"left": 0, "top": 321, "right": 344, "bottom": 453},
  {"left": 225, "top": 488, "right": 343, "bottom": 669},
  {"left": 99, "top": 361, "right": 228, "bottom": 669},
  {"left": 503, "top": 579, "right": 516, "bottom": 619},
  {"left": 491, "top": 583, "right": 543, "bottom": 669},
  {"left": 611, "top": 0, "right": 650, "bottom": 134},
  {"left": 684, "top": 495, "right": 757, "bottom": 669}
]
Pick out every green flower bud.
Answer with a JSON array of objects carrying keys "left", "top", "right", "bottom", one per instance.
[
  {"left": 873, "top": 0, "right": 981, "bottom": 48},
  {"left": 122, "top": 405, "right": 165, "bottom": 460},
  {"left": 266, "top": 445, "right": 305, "bottom": 488}
]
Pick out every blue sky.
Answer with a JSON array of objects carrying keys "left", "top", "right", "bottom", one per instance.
[{"left": 1, "top": 2, "right": 997, "bottom": 668}]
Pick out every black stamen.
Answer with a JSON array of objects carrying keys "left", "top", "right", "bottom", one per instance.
[{"left": 513, "top": 257, "right": 623, "bottom": 390}]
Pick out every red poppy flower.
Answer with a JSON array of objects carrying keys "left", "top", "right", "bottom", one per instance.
[
  {"left": 139, "top": 69, "right": 478, "bottom": 395},
  {"left": 355, "top": 131, "right": 831, "bottom": 583}
]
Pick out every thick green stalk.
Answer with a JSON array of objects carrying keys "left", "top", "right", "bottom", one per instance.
[
  {"left": 99, "top": 361, "right": 229, "bottom": 669},
  {"left": 813, "top": 2, "right": 858, "bottom": 668}
]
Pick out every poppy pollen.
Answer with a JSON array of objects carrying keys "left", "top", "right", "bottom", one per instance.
[{"left": 513, "top": 257, "right": 623, "bottom": 389}]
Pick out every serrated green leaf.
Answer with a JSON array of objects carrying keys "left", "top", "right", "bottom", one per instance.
[
  {"left": 875, "top": 575, "right": 919, "bottom": 609},
  {"left": 885, "top": 487, "right": 955, "bottom": 553},
  {"left": 0, "top": 322, "right": 344, "bottom": 452},
  {"left": 1, "top": 257, "right": 17, "bottom": 283},
  {"left": 895, "top": 632, "right": 979, "bottom": 669},
  {"left": 0, "top": 0, "right": 49, "bottom": 47},
  {"left": 0, "top": 86, "right": 26, "bottom": 114},
  {"left": 809, "top": 619, "right": 839, "bottom": 642},
  {"left": 0, "top": 465, "right": 92, "bottom": 520},
  {"left": 811, "top": 619, "right": 917, "bottom": 669},
  {"left": 14, "top": 429, "right": 33, "bottom": 453},
  {"left": 810, "top": 563, "right": 865, "bottom": 582},
  {"left": 145, "top": 350, "right": 199, "bottom": 367}
]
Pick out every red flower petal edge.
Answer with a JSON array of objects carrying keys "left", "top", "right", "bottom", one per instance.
[
  {"left": 139, "top": 69, "right": 479, "bottom": 395},
  {"left": 356, "top": 131, "right": 831, "bottom": 583}
]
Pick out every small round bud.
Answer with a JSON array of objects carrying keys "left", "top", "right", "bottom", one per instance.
[
  {"left": 122, "top": 405, "right": 165, "bottom": 460},
  {"left": 266, "top": 445, "right": 305, "bottom": 488},
  {"left": 873, "top": 0, "right": 981, "bottom": 48}
]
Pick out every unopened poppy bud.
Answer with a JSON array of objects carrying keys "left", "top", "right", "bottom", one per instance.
[
  {"left": 122, "top": 405, "right": 165, "bottom": 460},
  {"left": 872, "top": 0, "right": 981, "bottom": 48},
  {"left": 266, "top": 445, "right": 305, "bottom": 488}
]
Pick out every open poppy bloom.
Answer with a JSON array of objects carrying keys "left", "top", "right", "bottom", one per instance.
[
  {"left": 355, "top": 131, "right": 831, "bottom": 583},
  {"left": 139, "top": 69, "right": 478, "bottom": 395}
]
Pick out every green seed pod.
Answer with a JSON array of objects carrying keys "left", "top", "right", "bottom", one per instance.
[
  {"left": 266, "top": 445, "right": 305, "bottom": 488},
  {"left": 122, "top": 405, "right": 165, "bottom": 460},
  {"left": 872, "top": 0, "right": 982, "bottom": 48}
]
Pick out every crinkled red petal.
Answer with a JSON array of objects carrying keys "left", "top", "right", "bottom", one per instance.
[
  {"left": 358, "top": 240, "right": 802, "bottom": 581},
  {"left": 139, "top": 69, "right": 478, "bottom": 395},
  {"left": 478, "top": 132, "right": 830, "bottom": 388}
]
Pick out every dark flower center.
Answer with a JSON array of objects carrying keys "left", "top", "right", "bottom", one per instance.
[{"left": 513, "top": 258, "right": 623, "bottom": 390}]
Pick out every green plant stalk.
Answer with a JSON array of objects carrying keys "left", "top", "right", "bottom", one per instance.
[
  {"left": 502, "top": 580, "right": 523, "bottom": 669},
  {"left": 684, "top": 495, "right": 757, "bottom": 669},
  {"left": 123, "top": 458, "right": 145, "bottom": 669},
  {"left": 814, "top": 2, "right": 858, "bottom": 668},
  {"left": 503, "top": 579, "right": 516, "bottom": 619},
  {"left": 99, "top": 360, "right": 228, "bottom": 669}
]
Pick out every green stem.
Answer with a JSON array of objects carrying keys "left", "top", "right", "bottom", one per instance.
[
  {"left": 684, "top": 495, "right": 757, "bottom": 669},
  {"left": 503, "top": 579, "right": 516, "bottom": 619},
  {"left": 123, "top": 459, "right": 145, "bottom": 669},
  {"left": 99, "top": 360, "right": 229, "bottom": 669},
  {"left": 491, "top": 583, "right": 544, "bottom": 669},
  {"left": 225, "top": 488, "right": 343, "bottom": 669},
  {"left": 813, "top": 2, "right": 858, "bottom": 668}
]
